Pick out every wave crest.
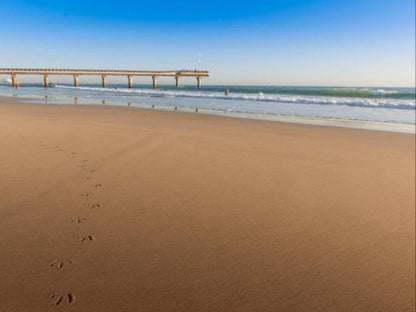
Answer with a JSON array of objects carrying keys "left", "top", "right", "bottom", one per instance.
[{"left": 55, "top": 85, "right": 415, "bottom": 110}]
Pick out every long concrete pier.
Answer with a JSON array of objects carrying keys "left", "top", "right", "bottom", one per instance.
[{"left": 0, "top": 68, "right": 210, "bottom": 88}]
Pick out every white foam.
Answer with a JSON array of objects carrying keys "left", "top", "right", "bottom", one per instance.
[
  {"left": 372, "top": 89, "right": 398, "bottom": 95},
  {"left": 55, "top": 85, "right": 415, "bottom": 109}
]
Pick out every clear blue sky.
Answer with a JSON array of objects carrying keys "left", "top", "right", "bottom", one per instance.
[{"left": 0, "top": 0, "right": 414, "bottom": 86}]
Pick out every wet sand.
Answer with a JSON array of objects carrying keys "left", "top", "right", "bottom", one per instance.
[{"left": 0, "top": 97, "right": 414, "bottom": 311}]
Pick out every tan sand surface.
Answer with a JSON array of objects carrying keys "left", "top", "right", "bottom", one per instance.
[{"left": 0, "top": 97, "right": 414, "bottom": 311}]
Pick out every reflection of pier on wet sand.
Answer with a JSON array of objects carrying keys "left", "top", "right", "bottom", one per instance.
[{"left": 0, "top": 68, "right": 210, "bottom": 88}]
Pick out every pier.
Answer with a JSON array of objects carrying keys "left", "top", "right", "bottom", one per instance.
[{"left": 0, "top": 68, "right": 210, "bottom": 88}]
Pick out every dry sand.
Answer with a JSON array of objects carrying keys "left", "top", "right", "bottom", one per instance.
[{"left": 0, "top": 97, "right": 414, "bottom": 311}]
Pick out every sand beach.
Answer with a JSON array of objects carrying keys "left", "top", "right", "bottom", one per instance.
[{"left": 0, "top": 96, "right": 414, "bottom": 311}]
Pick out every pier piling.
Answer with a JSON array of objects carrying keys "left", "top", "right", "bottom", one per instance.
[
  {"left": 197, "top": 77, "right": 202, "bottom": 88},
  {"left": 43, "top": 74, "right": 49, "bottom": 88},
  {"left": 11, "top": 74, "right": 17, "bottom": 88},
  {"left": 152, "top": 76, "right": 157, "bottom": 88},
  {"left": 74, "top": 75, "right": 79, "bottom": 87},
  {"left": 175, "top": 76, "right": 180, "bottom": 88},
  {"left": 101, "top": 75, "right": 107, "bottom": 88},
  {"left": 128, "top": 75, "right": 133, "bottom": 88}
]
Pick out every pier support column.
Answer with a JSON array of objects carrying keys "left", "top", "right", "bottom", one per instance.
[
  {"left": 73, "top": 75, "right": 79, "bottom": 87},
  {"left": 128, "top": 75, "right": 133, "bottom": 88},
  {"left": 152, "top": 76, "right": 157, "bottom": 88},
  {"left": 196, "top": 77, "right": 202, "bottom": 88},
  {"left": 175, "top": 76, "right": 180, "bottom": 88},
  {"left": 44, "top": 74, "right": 49, "bottom": 88},
  {"left": 11, "top": 74, "right": 17, "bottom": 88},
  {"left": 101, "top": 75, "right": 107, "bottom": 88}
]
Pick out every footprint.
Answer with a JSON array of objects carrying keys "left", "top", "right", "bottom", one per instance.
[
  {"left": 50, "top": 259, "right": 72, "bottom": 270},
  {"left": 81, "top": 192, "right": 91, "bottom": 198},
  {"left": 94, "top": 184, "right": 102, "bottom": 188},
  {"left": 89, "top": 203, "right": 101, "bottom": 209},
  {"left": 49, "top": 293, "right": 75, "bottom": 305},
  {"left": 84, "top": 176, "right": 91, "bottom": 180},
  {"left": 90, "top": 169, "right": 96, "bottom": 173},
  {"left": 76, "top": 235, "right": 95, "bottom": 242},
  {"left": 69, "top": 217, "right": 87, "bottom": 224}
]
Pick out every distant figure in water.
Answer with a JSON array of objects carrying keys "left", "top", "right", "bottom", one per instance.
[{"left": 225, "top": 89, "right": 229, "bottom": 96}]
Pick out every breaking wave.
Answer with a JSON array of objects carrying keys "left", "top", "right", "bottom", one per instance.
[{"left": 55, "top": 85, "right": 415, "bottom": 110}]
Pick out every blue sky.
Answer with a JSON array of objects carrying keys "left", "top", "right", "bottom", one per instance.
[{"left": 0, "top": 0, "right": 414, "bottom": 86}]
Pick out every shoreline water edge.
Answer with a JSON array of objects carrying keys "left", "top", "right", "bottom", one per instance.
[{"left": 0, "top": 83, "right": 414, "bottom": 134}]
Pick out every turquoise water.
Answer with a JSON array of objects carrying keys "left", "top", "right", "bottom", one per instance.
[{"left": 190, "top": 85, "right": 415, "bottom": 100}]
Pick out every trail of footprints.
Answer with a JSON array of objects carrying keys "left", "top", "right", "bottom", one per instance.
[{"left": 40, "top": 144, "right": 104, "bottom": 306}]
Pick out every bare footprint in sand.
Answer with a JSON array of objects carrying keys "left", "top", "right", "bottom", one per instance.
[
  {"left": 90, "top": 169, "right": 96, "bottom": 173},
  {"left": 75, "top": 235, "right": 95, "bottom": 242},
  {"left": 89, "top": 203, "right": 101, "bottom": 209},
  {"left": 69, "top": 217, "right": 87, "bottom": 224},
  {"left": 94, "top": 184, "right": 103, "bottom": 188},
  {"left": 49, "top": 293, "right": 75, "bottom": 305},
  {"left": 81, "top": 192, "right": 92, "bottom": 198},
  {"left": 50, "top": 259, "right": 72, "bottom": 270}
]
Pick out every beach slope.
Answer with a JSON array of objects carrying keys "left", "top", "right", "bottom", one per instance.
[{"left": 0, "top": 98, "right": 414, "bottom": 311}]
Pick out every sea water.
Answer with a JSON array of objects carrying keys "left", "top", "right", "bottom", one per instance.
[{"left": 0, "top": 82, "right": 414, "bottom": 133}]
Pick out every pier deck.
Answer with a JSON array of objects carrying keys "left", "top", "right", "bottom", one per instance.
[{"left": 0, "top": 68, "right": 210, "bottom": 88}]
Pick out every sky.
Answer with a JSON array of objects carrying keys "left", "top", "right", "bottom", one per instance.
[{"left": 0, "top": 0, "right": 414, "bottom": 87}]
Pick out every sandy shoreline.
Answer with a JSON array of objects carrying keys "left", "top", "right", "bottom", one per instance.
[
  {"left": 0, "top": 98, "right": 414, "bottom": 311},
  {"left": 2, "top": 93, "right": 415, "bottom": 134}
]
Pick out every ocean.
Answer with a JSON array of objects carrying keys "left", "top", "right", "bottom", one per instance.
[{"left": 0, "top": 82, "right": 414, "bottom": 133}]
